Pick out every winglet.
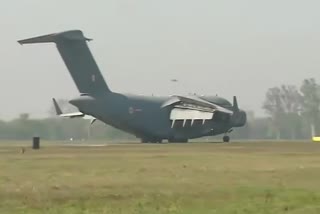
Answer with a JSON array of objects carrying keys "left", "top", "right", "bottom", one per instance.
[{"left": 52, "top": 98, "right": 63, "bottom": 115}]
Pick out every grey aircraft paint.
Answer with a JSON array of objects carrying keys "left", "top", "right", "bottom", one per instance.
[{"left": 18, "top": 30, "right": 246, "bottom": 143}]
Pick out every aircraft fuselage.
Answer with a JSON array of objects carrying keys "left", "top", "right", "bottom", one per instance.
[{"left": 69, "top": 93, "right": 238, "bottom": 141}]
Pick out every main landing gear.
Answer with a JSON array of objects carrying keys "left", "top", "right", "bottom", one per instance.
[
  {"left": 141, "top": 138, "right": 163, "bottom": 144},
  {"left": 141, "top": 138, "right": 189, "bottom": 143},
  {"left": 223, "top": 135, "right": 230, "bottom": 143},
  {"left": 223, "top": 129, "right": 232, "bottom": 143},
  {"left": 168, "top": 138, "right": 188, "bottom": 143}
]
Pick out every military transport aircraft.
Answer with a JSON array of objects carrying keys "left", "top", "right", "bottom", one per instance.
[{"left": 18, "top": 30, "right": 246, "bottom": 143}]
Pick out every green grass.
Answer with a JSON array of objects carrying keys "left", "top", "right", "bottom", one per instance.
[{"left": 1, "top": 141, "right": 320, "bottom": 213}]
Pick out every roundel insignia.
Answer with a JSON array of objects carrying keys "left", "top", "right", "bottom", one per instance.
[
  {"left": 91, "top": 74, "right": 96, "bottom": 82},
  {"left": 128, "top": 107, "right": 134, "bottom": 114}
]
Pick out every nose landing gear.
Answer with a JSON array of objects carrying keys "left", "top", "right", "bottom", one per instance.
[{"left": 222, "top": 129, "right": 233, "bottom": 143}]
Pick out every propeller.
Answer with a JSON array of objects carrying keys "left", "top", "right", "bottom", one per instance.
[
  {"left": 232, "top": 96, "right": 239, "bottom": 113},
  {"left": 231, "top": 96, "right": 247, "bottom": 127}
]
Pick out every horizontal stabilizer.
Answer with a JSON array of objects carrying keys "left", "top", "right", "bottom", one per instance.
[
  {"left": 52, "top": 98, "right": 85, "bottom": 118},
  {"left": 52, "top": 98, "right": 63, "bottom": 115},
  {"left": 18, "top": 30, "right": 92, "bottom": 45},
  {"left": 59, "top": 112, "right": 85, "bottom": 118}
]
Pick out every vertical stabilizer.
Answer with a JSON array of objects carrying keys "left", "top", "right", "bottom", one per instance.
[{"left": 18, "top": 30, "right": 111, "bottom": 95}]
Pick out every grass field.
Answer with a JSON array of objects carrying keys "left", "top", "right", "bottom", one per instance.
[{"left": 1, "top": 141, "right": 320, "bottom": 213}]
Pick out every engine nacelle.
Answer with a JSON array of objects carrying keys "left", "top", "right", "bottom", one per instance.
[
  {"left": 231, "top": 110, "right": 247, "bottom": 127},
  {"left": 212, "top": 111, "right": 231, "bottom": 122}
]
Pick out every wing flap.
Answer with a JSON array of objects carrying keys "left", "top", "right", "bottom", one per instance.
[{"left": 170, "top": 108, "right": 214, "bottom": 120}]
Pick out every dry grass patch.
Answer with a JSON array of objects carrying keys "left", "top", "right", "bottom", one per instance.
[{"left": 0, "top": 141, "right": 320, "bottom": 213}]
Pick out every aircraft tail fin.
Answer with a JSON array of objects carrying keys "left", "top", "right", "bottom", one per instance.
[{"left": 18, "top": 30, "right": 111, "bottom": 95}]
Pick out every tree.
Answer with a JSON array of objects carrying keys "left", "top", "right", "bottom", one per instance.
[
  {"left": 263, "top": 85, "right": 303, "bottom": 139},
  {"left": 300, "top": 78, "right": 320, "bottom": 137}
]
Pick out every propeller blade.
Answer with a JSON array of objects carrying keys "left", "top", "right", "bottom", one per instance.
[
  {"left": 233, "top": 96, "right": 239, "bottom": 112},
  {"left": 90, "top": 118, "right": 97, "bottom": 125}
]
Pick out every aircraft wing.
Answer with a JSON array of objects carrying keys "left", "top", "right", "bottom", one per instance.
[
  {"left": 179, "top": 95, "right": 233, "bottom": 114},
  {"left": 162, "top": 95, "right": 233, "bottom": 114},
  {"left": 162, "top": 95, "right": 234, "bottom": 127}
]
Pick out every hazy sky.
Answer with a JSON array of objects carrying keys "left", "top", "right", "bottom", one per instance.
[{"left": 1, "top": 0, "right": 320, "bottom": 120}]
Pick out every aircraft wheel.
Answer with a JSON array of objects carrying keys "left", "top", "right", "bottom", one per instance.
[
  {"left": 168, "top": 138, "right": 188, "bottom": 143},
  {"left": 141, "top": 138, "right": 163, "bottom": 144},
  {"left": 141, "top": 139, "right": 149, "bottom": 143},
  {"left": 223, "top": 136, "right": 230, "bottom": 143}
]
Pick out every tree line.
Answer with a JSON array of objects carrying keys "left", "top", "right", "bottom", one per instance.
[
  {"left": 1, "top": 78, "right": 319, "bottom": 141},
  {"left": 261, "top": 78, "right": 320, "bottom": 140},
  {"left": 0, "top": 114, "right": 134, "bottom": 141}
]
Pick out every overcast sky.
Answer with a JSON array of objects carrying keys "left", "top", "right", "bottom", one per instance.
[{"left": 0, "top": 0, "right": 319, "bottom": 120}]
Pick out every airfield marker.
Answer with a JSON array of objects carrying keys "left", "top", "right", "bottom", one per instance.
[
  {"left": 32, "top": 137, "right": 40, "bottom": 150},
  {"left": 312, "top": 136, "right": 320, "bottom": 142}
]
